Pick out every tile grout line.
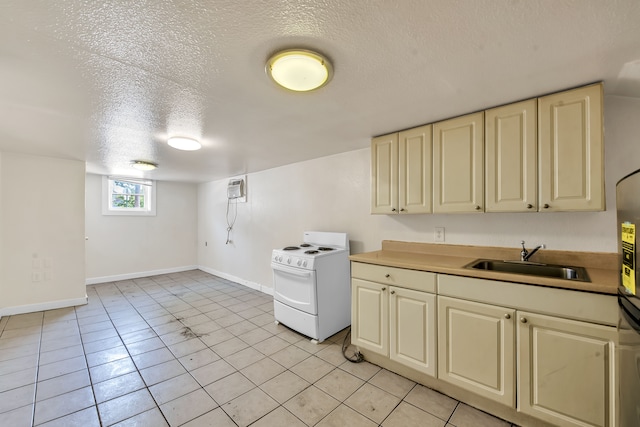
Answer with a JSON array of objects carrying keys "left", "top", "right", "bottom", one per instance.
[{"left": 30, "top": 312, "right": 44, "bottom": 427}]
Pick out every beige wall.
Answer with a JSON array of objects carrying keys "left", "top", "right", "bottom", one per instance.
[
  {"left": 198, "top": 95, "right": 640, "bottom": 292},
  {"left": 85, "top": 174, "right": 198, "bottom": 283},
  {"left": 0, "top": 152, "right": 86, "bottom": 316}
]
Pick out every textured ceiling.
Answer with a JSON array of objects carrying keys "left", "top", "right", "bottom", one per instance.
[{"left": 0, "top": 0, "right": 639, "bottom": 182}]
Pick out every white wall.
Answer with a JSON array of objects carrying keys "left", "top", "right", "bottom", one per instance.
[
  {"left": 198, "top": 95, "right": 640, "bottom": 292},
  {"left": 85, "top": 174, "right": 198, "bottom": 283},
  {"left": 0, "top": 152, "right": 86, "bottom": 316}
]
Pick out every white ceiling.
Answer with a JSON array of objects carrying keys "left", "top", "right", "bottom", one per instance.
[{"left": 1, "top": 0, "right": 639, "bottom": 183}]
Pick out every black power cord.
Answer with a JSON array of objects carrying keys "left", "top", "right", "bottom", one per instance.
[{"left": 342, "top": 327, "right": 364, "bottom": 363}]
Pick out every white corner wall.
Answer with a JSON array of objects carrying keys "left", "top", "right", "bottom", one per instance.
[
  {"left": 85, "top": 174, "right": 198, "bottom": 283},
  {"left": 0, "top": 152, "right": 87, "bottom": 316},
  {"left": 198, "top": 95, "right": 640, "bottom": 293}
]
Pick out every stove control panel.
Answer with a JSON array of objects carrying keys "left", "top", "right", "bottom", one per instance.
[{"left": 272, "top": 251, "right": 313, "bottom": 270}]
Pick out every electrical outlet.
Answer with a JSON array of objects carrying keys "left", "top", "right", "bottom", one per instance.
[
  {"left": 32, "top": 272, "right": 42, "bottom": 282},
  {"left": 434, "top": 227, "right": 445, "bottom": 242}
]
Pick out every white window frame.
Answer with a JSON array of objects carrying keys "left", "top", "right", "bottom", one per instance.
[{"left": 102, "top": 176, "right": 157, "bottom": 216}]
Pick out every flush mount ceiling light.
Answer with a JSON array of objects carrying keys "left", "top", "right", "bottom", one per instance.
[
  {"left": 131, "top": 160, "right": 158, "bottom": 171},
  {"left": 266, "top": 49, "right": 333, "bottom": 92},
  {"left": 168, "top": 136, "right": 202, "bottom": 151}
]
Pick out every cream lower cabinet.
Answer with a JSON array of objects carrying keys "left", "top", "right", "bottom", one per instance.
[
  {"left": 437, "top": 296, "right": 516, "bottom": 406},
  {"left": 351, "top": 263, "right": 437, "bottom": 376},
  {"left": 518, "top": 311, "right": 616, "bottom": 427}
]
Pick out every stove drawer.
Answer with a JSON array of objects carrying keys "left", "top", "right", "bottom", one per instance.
[{"left": 351, "top": 262, "right": 436, "bottom": 293}]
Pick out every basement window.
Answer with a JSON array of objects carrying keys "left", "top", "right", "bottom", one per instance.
[{"left": 102, "top": 176, "right": 157, "bottom": 216}]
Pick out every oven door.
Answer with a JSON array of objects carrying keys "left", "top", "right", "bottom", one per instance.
[{"left": 272, "top": 263, "right": 317, "bottom": 315}]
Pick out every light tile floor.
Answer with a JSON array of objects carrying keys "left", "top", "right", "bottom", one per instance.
[{"left": 0, "top": 270, "right": 518, "bottom": 426}]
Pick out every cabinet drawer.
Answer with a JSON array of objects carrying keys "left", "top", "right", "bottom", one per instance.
[{"left": 351, "top": 262, "right": 436, "bottom": 293}]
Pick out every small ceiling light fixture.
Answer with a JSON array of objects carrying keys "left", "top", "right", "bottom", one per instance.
[
  {"left": 168, "top": 136, "right": 202, "bottom": 151},
  {"left": 266, "top": 49, "right": 333, "bottom": 92},
  {"left": 131, "top": 160, "right": 158, "bottom": 171}
]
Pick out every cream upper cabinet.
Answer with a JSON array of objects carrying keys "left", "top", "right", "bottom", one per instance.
[
  {"left": 437, "top": 296, "right": 516, "bottom": 406},
  {"left": 389, "top": 286, "right": 437, "bottom": 376},
  {"left": 485, "top": 100, "right": 537, "bottom": 212},
  {"left": 538, "top": 83, "right": 604, "bottom": 212},
  {"left": 518, "top": 311, "right": 616, "bottom": 427},
  {"left": 433, "top": 112, "right": 484, "bottom": 213},
  {"left": 371, "top": 133, "right": 398, "bottom": 214},
  {"left": 371, "top": 125, "right": 432, "bottom": 214}
]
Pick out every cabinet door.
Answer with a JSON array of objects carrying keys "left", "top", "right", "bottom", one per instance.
[
  {"left": 398, "top": 125, "right": 432, "bottom": 214},
  {"left": 433, "top": 112, "right": 484, "bottom": 213},
  {"left": 371, "top": 133, "right": 398, "bottom": 214},
  {"left": 351, "top": 278, "right": 389, "bottom": 355},
  {"left": 485, "top": 99, "right": 537, "bottom": 212},
  {"left": 437, "top": 296, "right": 515, "bottom": 406},
  {"left": 518, "top": 311, "right": 616, "bottom": 427},
  {"left": 389, "top": 286, "right": 436, "bottom": 376},
  {"left": 538, "top": 83, "right": 604, "bottom": 211}
]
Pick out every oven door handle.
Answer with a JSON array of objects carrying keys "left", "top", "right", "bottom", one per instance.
[{"left": 272, "top": 263, "right": 313, "bottom": 278}]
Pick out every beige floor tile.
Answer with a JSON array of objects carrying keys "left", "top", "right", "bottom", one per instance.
[
  {"left": 316, "top": 404, "right": 378, "bottom": 427},
  {"left": 37, "top": 406, "right": 100, "bottom": 427},
  {"left": 120, "top": 328, "right": 158, "bottom": 346},
  {"left": 254, "top": 335, "right": 291, "bottom": 356},
  {"left": 5, "top": 313, "right": 43, "bottom": 330},
  {"left": 178, "top": 348, "right": 220, "bottom": 371},
  {"left": 200, "top": 328, "right": 235, "bottom": 347},
  {"left": 404, "top": 384, "right": 458, "bottom": 421},
  {"left": 205, "top": 371, "right": 254, "bottom": 404},
  {"left": 225, "top": 346, "right": 265, "bottom": 370},
  {"left": 82, "top": 336, "right": 123, "bottom": 355},
  {"left": 37, "top": 355, "right": 87, "bottom": 381},
  {"left": 81, "top": 328, "right": 119, "bottom": 344},
  {"left": 290, "top": 355, "right": 334, "bottom": 383},
  {"left": 139, "top": 359, "right": 186, "bottom": 386},
  {"left": 123, "top": 337, "right": 164, "bottom": 356},
  {"left": 294, "top": 337, "right": 330, "bottom": 354},
  {"left": 131, "top": 347, "right": 175, "bottom": 370},
  {"left": 189, "top": 320, "right": 222, "bottom": 336},
  {"left": 284, "top": 385, "right": 340, "bottom": 426},
  {"left": 449, "top": 403, "right": 510, "bottom": 427},
  {"left": 260, "top": 371, "right": 310, "bottom": 404},
  {"left": 211, "top": 337, "right": 249, "bottom": 357},
  {"left": 181, "top": 407, "right": 236, "bottom": 427},
  {"left": 316, "top": 343, "right": 350, "bottom": 366},
  {"left": 0, "top": 342, "right": 40, "bottom": 362},
  {"left": 0, "top": 383, "right": 35, "bottom": 414},
  {"left": 240, "top": 357, "right": 286, "bottom": 385},
  {"left": 338, "top": 359, "right": 381, "bottom": 381},
  {"left": 36, "top": 369, "right": 91, "bottom": 401},
  {"left": 167, "top": 337, "right": 208, "bottom": 358},
  {"left": 382, "top": 401, "right": 446, "bottom": 427},
  {"left": 86, "top": 345, "right": 130, "bottom": 368},
  {"left": 191, "top": 358, "right": 236, "bottom": 387},
  {"left": 149, "top": 372, "right": 201, "bottom": 405},
  {"left": 0, "top": 353, "right": 38, "bottom": 376},
  {"left": 98, "top": 388, "right": 156, "bottom": 425},
  {"left": 315, "top": 368, "right": 365, "bottom": 401},
  {"left": 0, "top": 368, "right": 36, "bottom": 393},
  {"left": 110, "top": 407, "right": 169, "bottom": 427},
  {"left": 226, "top": 320, "right": 259, "bottom": 336},
  {"left": 369, "top": 368, "right": 416, "bottom": 398},
  {"left": 33, "top": 386, "right": 95, "bottom": 425},
  {"left": 38, "top": 345, "right": 85, "bottom": 367},
  {"left": 222, "top": 388, "right": 279, "bottom": 427},
  {"left": 250, "top": 406, "right": 306, "bottom": 427},
  {"left": 269, "top": 345, "right": 310, "bottom": 368},
  {"left": 89, "top": 357, "right": 137, "bottom": 384},
  {"left": 160, "top": 388, "right": 218, "bottom": 426},
  {"left": 0, "top": 404, "right": 34, "bottom": 426},
  {"left": 93, "top": 371, "right": 145, "bottom": 404},
  {"left": 345, "top": 383, "right": 401, "bottom": 424},
  {"left": 238, "top": 327, "right": 273, "bottom": 346},
  {"left": 249, "top": 313, "right": 274, "bottom": 327}
]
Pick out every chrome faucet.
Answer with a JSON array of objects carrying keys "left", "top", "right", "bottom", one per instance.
[{"left": 520, "top": 240, "right": 545, "bottom": 262}]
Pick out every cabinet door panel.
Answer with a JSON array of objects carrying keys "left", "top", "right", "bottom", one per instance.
[
  {"left": 390, "top": 287, "right": 436, "bottom": 376},
  {"left": 398, "top": 125, "right": 432, "bottom": 213},
  {"left": 351, "top": 279, "right": 388, "bottom": 355},
  {"left": 433, "top": 112, "right": 484, "bottom": 213},
  {"left": 518, "top": 311, "right": 615, "bottom": 427},
  {"left": 371, "top": 133, "right": 398, "bottom": 214},
  {"left": 438, "top": 296, "right": 515, "bottom": 406},
  {"left": 538, "top": 84, "right": 604, "bottom": 211},
  {"left": 485, "top": 99, "right": 537, "bottom": 212}
]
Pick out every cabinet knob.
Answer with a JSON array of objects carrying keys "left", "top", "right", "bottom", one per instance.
[
  {"left": 543, "top": 204, "right": 550, "bottom": 209},
  {"left": 390, "top": 290, "right": 395, "bottom": 294},
  {"left": 381, "top": 287, "right": 386, "bottom": 291},
  {"left": 400, "top": 208, "right": 405, "bottom": 212},
  {"left": 391, "top": 208, "right": 397, "bottom": 212},
  {"left": 526, "top": 204, "right": 533, "bottom": 209},
  {"left": 520, "top": 317, "right": 528, "bottom": 323},
  {"left": 504, "top": 314, "right": 511, "bottom": 319},
  {"left": 385, "top": 274, "right": 390, "bottom": 278},
  {"left": 475, "top": 205, "right": 481, "bottom": 210}
]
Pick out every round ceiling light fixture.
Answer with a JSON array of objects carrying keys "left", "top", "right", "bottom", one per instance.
[
  {"left": 266, "top": 49, "right": 333, "bottom": 92},
  {"left": 168, "top": 136, "right": 202, "bottom": 151},
  {"left": 131, "top": 160, "right": 158, "bottom": 171}
]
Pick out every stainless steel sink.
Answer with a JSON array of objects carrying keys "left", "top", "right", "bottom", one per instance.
[{"left": 464, "top": 259, "right": 590, "bottom": 282}]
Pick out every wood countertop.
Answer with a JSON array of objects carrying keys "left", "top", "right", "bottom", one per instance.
[{"left": 349, "top": 241, "right": 619, "bottom": 295}]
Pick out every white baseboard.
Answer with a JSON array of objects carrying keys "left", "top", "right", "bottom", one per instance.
[
  {"left": 198, "top": 265, "right": 273, "bottom": 296},
  {"left": 86, "top": 265, "right": 199, "bottom": 285},
  {"left": 0, "top": 295, "right": 88, "bottom": 318}
]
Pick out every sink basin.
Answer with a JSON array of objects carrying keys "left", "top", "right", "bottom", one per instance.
[{"left": 465, "top": 259, "right": 590, "bottom": 282}]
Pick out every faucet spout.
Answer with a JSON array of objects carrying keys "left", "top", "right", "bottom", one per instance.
[{"left": 520, "top": 240, "right": 545, "bottom": 262}]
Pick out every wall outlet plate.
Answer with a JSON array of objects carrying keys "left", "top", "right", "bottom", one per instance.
[{"left": 435, "top": 227, "right": 445, "bottom": 242}]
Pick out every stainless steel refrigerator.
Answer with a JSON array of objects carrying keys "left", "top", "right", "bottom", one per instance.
[{"left": 617, "top": 169, "right": 640, "bottom": 426}]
